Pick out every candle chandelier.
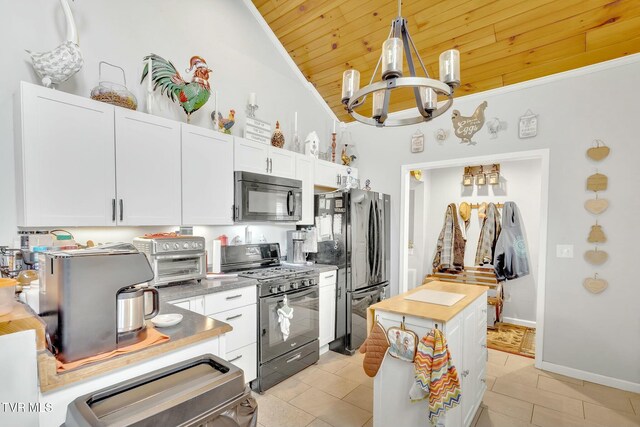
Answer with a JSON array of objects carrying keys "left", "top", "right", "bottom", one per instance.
[{"left": 341, "top": 0, "right": 461, "bottom": 127}]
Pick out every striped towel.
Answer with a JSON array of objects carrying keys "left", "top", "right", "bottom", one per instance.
[{"left": 410, "top": 328, "right": 462, "bottom": 425}]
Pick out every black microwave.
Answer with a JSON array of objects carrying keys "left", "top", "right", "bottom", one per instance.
[{"left": 234, "top": 171, "right": 302, "bottom": 222}]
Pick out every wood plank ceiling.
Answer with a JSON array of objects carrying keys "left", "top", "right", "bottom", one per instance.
[{"left": 253, "top": 0, "right": 640, "bottom": 122}]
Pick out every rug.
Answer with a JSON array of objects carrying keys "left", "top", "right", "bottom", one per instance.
[{"left": 487, "top": 323, "right": 535, "bottom": 358}]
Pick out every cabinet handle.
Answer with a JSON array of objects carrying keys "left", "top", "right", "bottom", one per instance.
[
  {"left": 226, "top": 294, "right": 242, "bottom": 300},
  {"left": 481, "top": 378, "right": 486, "bottom": 384},
  {"left": 336, "top": 173, "right": 340, "bottom": 186},
  {"left": 112, "top": 199, "right": 116, "bottom": 222},
  {"left": 323, "top": 273, "right": 335, "bottom": 280},
  {"left": 269, "top": 158, "right": 273, "bottom": 173},
  {"left": 119, "top": 199, "right": 124, "bottom": 221},
  {"left": 228, "top": 354, "right": 243, "bottom": 363},
  {"left": 226, "top": 314, "right": 243, "bottom": 321},
  {"left": 461, "top": 369, "right": 470, "bottom": 377}
]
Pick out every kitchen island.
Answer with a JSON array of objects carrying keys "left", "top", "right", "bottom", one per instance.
[{"left": 367, "top": 280, "right": 488, "bottom": 427}]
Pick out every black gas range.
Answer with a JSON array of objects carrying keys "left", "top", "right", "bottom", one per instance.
[{"left": 221, "top": 243, "right": 320, "bottom": 392}]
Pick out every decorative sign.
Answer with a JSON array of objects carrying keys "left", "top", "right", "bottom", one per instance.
[
  {"left": 583, "top": 274, "right": 608, "bottom": 294},
  {"left": 451, "top": 101, "right": 488, "bottom": 144},
  {"left": 587, "top": 140, "right": 610, "bottom": 161},
  {"left": 586, "top": 173, "right": 608, "bottom": 192},
  {"left": 584, "top": 248, "right": 608, "bottom": 265},
  {"left": 584, "top": 198, "right": 609, "bottom": 215},
  {"left": 588, "top": 224, "right": 606, "bottom": 243},
  {"left": 411, "top": 130, "right": 424, "bottom": 153},
  {"left": 518, "top": 109, "right": 538, "bottom": 138}
]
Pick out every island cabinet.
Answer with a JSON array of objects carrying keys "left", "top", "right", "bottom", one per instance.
[{"left": 369, "top": 281, "right": 488, "bottom": 427}]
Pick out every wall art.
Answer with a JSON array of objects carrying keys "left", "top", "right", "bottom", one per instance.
[
  {"left": 26, "top": 0, "right": 83, "bottom": 88},
  {"left": 584, "top": 197, "right": 609, "bottom": 215},
  {"left": 586, "top": 140, "right": 610, "bottom": 161},
  {"left": 587, "top": 224, "right": 606, "bottom": 243},
  {"left": 518, "top": 109, "right": 538, "bottom": 139},
  {"left": 141, "top": 54, "right": 212, "bottom": 123},
  {"left": 411, "top": 130, "right": 425, "bottom": 153},
  {"left": 486, "top": 117, "right": 507, "bottom": 139},
  {"left": 584, "top": 248, "right": 608, "bottom": 265},
  {"left": 583, "top": 274, "right": 608, "bottom": 294},
  {"left": 586, "top": 173, "right": 608, "bottom": 192},
  {"left": 452, "top": 101, "right": 488, "bottom": 144}
]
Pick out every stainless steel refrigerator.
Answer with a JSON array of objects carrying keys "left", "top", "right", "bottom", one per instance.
[{"left": 309, "top": 189, "right": 390, "bottom": 354}]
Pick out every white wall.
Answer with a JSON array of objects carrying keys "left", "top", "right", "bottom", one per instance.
[
  {"left": 421, "top": 159, "right": 542, "bottom": 324},
  {"left": 350, "top": 56, "right": 640, "bottom": 386},
  {"left": 0, "top": 0, "right": 334, "bottom": 247}
]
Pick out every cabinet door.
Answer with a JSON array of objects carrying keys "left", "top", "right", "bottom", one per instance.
[
  {"left": 115, "top": 109, "right": 181, "bottom": 226},
  {"left": 17, "top": 82, "right": 116, "bottom": 226},
  {"left": 295, "top": 154, "right": 315, "bottom": 225},
  {"left": 319, "top": 284, "right": 336, "bottom": 347},
  {"left": 181, "top": 125, "right": 234, "bottom": 225},
  {"left": 234, "top": 137, "right": 269, "bottom": 174},
  {"left": 462, "top": 306, "right": 478, "bottom": 427},
  {"left": 269, "top": 147, "right": 296, "bottom": 178},
  {"left": 314, "top": 159, "right": 341, "bottom": 188}
]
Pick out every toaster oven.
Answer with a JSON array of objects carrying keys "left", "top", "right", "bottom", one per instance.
[{"left": 133, "top": 236, "right": 206, "bottom": 287}]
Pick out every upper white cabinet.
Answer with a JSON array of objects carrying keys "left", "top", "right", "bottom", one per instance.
[
  {"left": 181, "top": 125, "right": 234, "bottom": 225},
  {"left": 314, "top": 159, "right": 358, "bottom": 189},
  {"left": 115, "top": 109, "right": 181, "bottom": 226},
  {"left": 15, "top": 82, "right": 116, "bottom": 226},
  {"left": 234, "top": 137, "right": 296, "bottom": 179},
  {"left": 295, "top": 154, "right": 315, "bottom": 225}
]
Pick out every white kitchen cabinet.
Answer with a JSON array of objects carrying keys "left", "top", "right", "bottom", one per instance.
[
  {"left": 314, "top": 158, "right": 358, "bottom": 189},
  {"left": 225, "top": 342, "right": 257, "bottom": 385},
  {"left": 318, "top": 270, "right": 337, "bottom": 352},
  {"left": 372, "top": 292, "right": 487, "bottom": 427},
  {"left": 15, "top": 82, "right": 116, "bottom": 226},
  {"left": 234, "top": 137, "right": 296, "bottom": 179},
  {"left": 295, "top": 154, "right": 315, "bottom": 225},
  {"left": 181, "top": 125, "right": 234, "bottom": 225},
  {"left": 114, "top": 108, "right": 181, "bottom": 226},
  {"left": 168, "top": 295, "right": 205, "bottom": 315}
]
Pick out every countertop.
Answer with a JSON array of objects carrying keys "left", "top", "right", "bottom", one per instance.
[
  {"left": 367, "top": 280, "right": 488, "bottom": 333},
  {"left": 281, "top": 262, "right": 338, "bottom": 273},
  {"left": 158, "top": 277, "right": 258, "bottom": 302}
]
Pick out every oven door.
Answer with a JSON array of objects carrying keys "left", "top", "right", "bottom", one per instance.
[
  {"left": 259, "top": 286, "right": 319, "bottom": 363},
  {"left": 152, "top": 253, "right": 205, "bottom": 286},
  {"left": 235, "top": 172, "right": 302, "bottom": 222}
]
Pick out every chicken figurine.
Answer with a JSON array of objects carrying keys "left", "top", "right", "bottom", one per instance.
[
  {"left": 141, "top": 54, "right": 212, "bottom": 123},
  {"left": 26, "top": 0, "right": 83, "bottom": 88},
  {"left": 213, "top": 110, "right": 236, "bottom": 134},
  {"left": 451, "top": 101, "right": 488, "bottom": 144},
  {"left": 341, "top": 144, "right": 356, "bottom": 166}
]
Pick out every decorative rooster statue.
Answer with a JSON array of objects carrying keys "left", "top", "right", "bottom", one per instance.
[
  {"left": 26, "top": 0, "right": 83, "bottom": 88},
  {"left": 141, "top": 54, "right": 212, "bottom": 123},
  {"left": 451, "top": 101, "right": 488, "bottom": 145},
  {"left": 212, "top": 110, "right": 235, "bottom": 134}
]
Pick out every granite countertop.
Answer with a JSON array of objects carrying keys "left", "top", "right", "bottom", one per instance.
[
  {"left": 158, "top": 277, "right": 258, "bottom": 302},
  {"left": 280, "top": 262, "right": 338, "bottom": 273}
]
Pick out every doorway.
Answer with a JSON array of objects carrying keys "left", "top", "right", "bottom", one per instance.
[{"left": 399, "top": 149, "right": 550, "bottom": 367}]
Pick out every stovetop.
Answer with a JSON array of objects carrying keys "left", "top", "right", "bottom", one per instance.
[{"left": 237, "top": 266, "right": 314, "bottom": 281}]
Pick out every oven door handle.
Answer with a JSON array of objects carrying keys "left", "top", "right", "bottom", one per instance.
[
  {"left": 269, "top": 286, "right": 318, "bottom": 303},
  {"left": 153, "top": 253, "right": 204, "bottom": 260}
]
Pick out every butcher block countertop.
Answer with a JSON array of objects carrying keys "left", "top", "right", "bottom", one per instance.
[
  {"left": 367, "top": 280, "right": 488, "bottom": 333},
  {"left": 1, "top": 300, "right": 231, "bottom": 392}
]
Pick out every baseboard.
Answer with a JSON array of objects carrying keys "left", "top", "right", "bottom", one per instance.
[
  {"left": 502, "top": 317, "right": 536, "bottom": 329},
  {"left": 540, "top": 361, "right": 640, "bottom": 393},
  {"left": 319, "top": 344, "right": 329, "bottom": 356}
]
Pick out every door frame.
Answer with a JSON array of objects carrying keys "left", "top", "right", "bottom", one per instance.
[{"left": 398, "top": 149, "right": 550, "bottom": 367}]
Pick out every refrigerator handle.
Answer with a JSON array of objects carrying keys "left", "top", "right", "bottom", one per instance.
[
  {"left": 376, "top": 198, "right": 383, "bottom": 280},
  {"left": 372, "top": 198, "right": 380, "bottom": 279},
  {"left": 367, "top": 199, "right": 376, "bottom": 279}
]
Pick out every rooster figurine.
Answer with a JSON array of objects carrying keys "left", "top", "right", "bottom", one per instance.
[
  {"left": 26, "top": 0, "right": 83, "bottom": 88},
  {"left": 212, "top": 110, "right": 235, "bottom": 134},
  {"left": 451, "top": 101, "right": 488, "bottom": 145},
  {"left": 141, "top": 54, "right": 212, "bottom": 123}
]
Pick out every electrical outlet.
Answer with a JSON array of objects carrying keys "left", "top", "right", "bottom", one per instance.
[{"left": 556, "top": 244, "right": 574, "bottom": 258}]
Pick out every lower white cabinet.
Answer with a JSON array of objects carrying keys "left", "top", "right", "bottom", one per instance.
[
  {"left": 211, "top": 304, "right": 257, "bottom": 352},
  {"left": 168, "top": 295, "right": 204, "bottom": 315},
  {"left": 225, "top": 342, "right": 257, "bottom": 384},
  {"left": 372, "top": 293, "right": 487, "bottom": 427},
  {"left": 319, "top": 270, "right": 337, "bottom": 351}
]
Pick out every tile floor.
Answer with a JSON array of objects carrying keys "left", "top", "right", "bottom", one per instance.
[{"left": 253, "top": 348, "right": 640, "bottom": 427}]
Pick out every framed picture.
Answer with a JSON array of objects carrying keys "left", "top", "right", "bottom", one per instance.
[
  {"left": 411, "top": 131, "right": 424, "bottom": 153},
  {"left": 519, "top": 110, "right": 538, "bottom": 138}
]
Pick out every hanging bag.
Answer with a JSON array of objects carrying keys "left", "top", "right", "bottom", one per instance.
[{"left": 386, "top": 319, "right": 418, "bottom": 362}]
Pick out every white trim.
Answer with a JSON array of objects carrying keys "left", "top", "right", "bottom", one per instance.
[
  {"left": 347, "top": 53, "right": 640, "bottom": 127},
  {"left": 399, "top": 149, "right": 550, "bottom": 368},
  {"left": 240, "top": 0, "right": 339, "bottom": 123},
  {"left": 540, "top": 361, "right": 640, "bottom": 394},
  {"left": 501, "top": 317, "right": 536, "bottom": 329}
]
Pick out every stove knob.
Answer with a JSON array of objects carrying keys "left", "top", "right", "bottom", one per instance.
[
  {"left": 308, "top": 278, "right": 316, "bottom": 286},
  {"left": 192, "top": 242, "right": 198, "bottom": 249},
  {"left": 279, "top": 285, "right": 287, "bottom": 292},
  {"left": 173, "top": 243, "right": 180, "bottom": 250},
  {"left": 300, "top": 280, "right": 307, "bottom": 287},
  {"left": 291, "top": 282, "right": 300, "bottom": 289},
  {"left": 183, "top": 242, "right": 189, "bottom": 249},
  {"left": 270, "top": 286, "right": 277, "bottom": 294},
  {"left": 163, "top": 243, "right": 170, "bottom": 251}
]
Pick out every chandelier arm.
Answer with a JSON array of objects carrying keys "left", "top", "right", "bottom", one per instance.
[
  {"left": 368, "top": 25, "right": 394, "bottom": 86},
  {"left": 406, "top": 29, "right": 430, "bottom": 78},
  {"left": 400, "top": 20, "right": 429, "bottom": 118}
]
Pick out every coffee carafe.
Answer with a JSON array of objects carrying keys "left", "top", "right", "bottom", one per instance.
[
  {"left": 117, "top": 286, "right": 159, "bottom": 345},
  {"left": 287, "top": 231, "right": 307, "bottom": 264}
]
